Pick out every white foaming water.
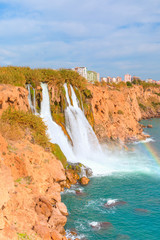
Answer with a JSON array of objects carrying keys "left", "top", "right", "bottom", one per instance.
[
  {"left": 65, "top": 84, "right": 102, "bottom": 158},
  {"left": 39, "top": 83, "right": 158, "bottom": 176},
  {"left": 66, "top": 229, "right": 86, "bottom": 240},
  {"left": 64, "top": 83, "right": 71, "bottom": 106},
  {"left": 40, "top": 83, "right": 77, "bottom": 162},
  {"left": 107, "top": 199, "right": 118, "bottom": 205},
  {"left": 134, "top": 138, "right": 155, "bottom": 144},
  {"left": 90, "top": 221, "right": 99, "bottom": 227}
]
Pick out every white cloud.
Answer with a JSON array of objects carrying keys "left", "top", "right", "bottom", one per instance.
[{"left": 0, "top": 0, "right": 160, "bottom": 79}]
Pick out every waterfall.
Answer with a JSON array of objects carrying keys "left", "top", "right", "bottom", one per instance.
[
  {"left": 39, "top": 83, "right": 156, "bottom": 176},
  {"left": 65, "top": 84, "right": 102, "bottom": 157},
  {"left": 40, "top": 83, "right": 77, "bottom": 162},
  {"left": 64, "top": 84, "right": 71, "bottom": 106},
  {"left": 40, "top": 83, "right": 114, "bottom": 175}
]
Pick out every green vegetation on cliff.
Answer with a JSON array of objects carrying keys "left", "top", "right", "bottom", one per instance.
[
  {"left": 0, "top": 66, "right": 87, "bottom": 89},
  {"left": 132, "top": 79, "right": 160, "bottom": 89},
  {"left": 50, "top": 143, "right": 67, "bottom": 168},
  {"left": 0, "top": 108, "right": 49, "bottom": 147},
  {"left": 139, "top": 103, "right": 147, "bottom": 111},
  {"left": 0, "top": 108, "right": 68, "bottom": 167}
]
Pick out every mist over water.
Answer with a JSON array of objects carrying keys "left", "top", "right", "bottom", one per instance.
[
  {"left": 39, "top": 83, "right": 159, "bottom": 176},
  {"left": 62, "top": 119, "right": 160, "bottom": 240}
]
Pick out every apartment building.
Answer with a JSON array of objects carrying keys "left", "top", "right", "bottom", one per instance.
[
  {"left": 74, "top": 67, "right": 100, "bottom": 82},
  {"left": 124, "top": 74, "right": 132, "bottom": 82},
  {"left": 101, "top": 76, "right": 122, "bottom": 84},
  {"left": 87, "top": 71, "right": 100, "bottom": 82},
  {"left": 74, "top": 67, "right": 87, "bottom": 79}
]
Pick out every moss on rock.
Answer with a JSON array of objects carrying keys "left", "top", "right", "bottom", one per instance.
[{"left": 50, "top": 143, "right": 67, "bottom": 168}]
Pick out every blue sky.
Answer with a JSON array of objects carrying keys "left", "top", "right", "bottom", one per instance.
[{"left": 0, "top": 0, "right": 160, "bottom": 80}]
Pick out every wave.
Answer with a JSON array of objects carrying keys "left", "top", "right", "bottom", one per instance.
[{"left": 133, "top": 138, "right": 155, "bottom": 144}]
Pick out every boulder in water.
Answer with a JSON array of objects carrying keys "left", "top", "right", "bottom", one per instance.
[
  {"left": 104, "top": 199, "right": 127, "bottom": 208},
  {"left": 75, "top": 190, "right": 85, "bottom": 196},
  {"left": 147, "top": 124, "right": 153, "bottom": 128},
  {"left": 69, "top": 229, "right": 77, "bottom": 236},
  {"left": 90, "top": 221, "right": 112, "bottom": 230},
  {"left": 67, "top": 162, "right": 93, "bottom": 178},
  {"left": 80, "top": 177, "right": 90, "bottom": 185}
]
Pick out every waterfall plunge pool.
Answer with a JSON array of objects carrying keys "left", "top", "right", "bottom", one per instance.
[{"left": 62, "top": 118, "right": 160, "bottom": 240}]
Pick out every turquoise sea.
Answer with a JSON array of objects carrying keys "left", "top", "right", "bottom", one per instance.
[{"left": 62, "top": 119, "right": 160, "bottom": 240}]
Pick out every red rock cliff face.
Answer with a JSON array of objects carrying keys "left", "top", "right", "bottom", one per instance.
[
  {"left": 0, "top": 84, "right": 69, "bottom": 240},
  {"left": 88, "top": 85, "right": 160, "bottom": 142},
  {"left": 0, "top": 133, "right": 69, "bottom": 240},
  {"left": 0, "top": 84, "right": 29, "bottom": 117}
]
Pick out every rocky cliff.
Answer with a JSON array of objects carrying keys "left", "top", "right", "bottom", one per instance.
[
  {"left": 0, "top": 84, "right": 29, "bottom": 117},
  {"left": 88, "top": 84, "right": 160, "bottom": 142},
  {"left": 0, "top": 133, "right": 68, "bottom": 240},
  {"left": 0, "top": 84, "right": 74, "bottom": 240}
]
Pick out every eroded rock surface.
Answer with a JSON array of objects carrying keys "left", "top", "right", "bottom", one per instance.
[
  {"left": 0, "top": 133, "right": 69, "bottom": 240},
  {"left": 0, "top": 84, "right": 29, "bottom": 117},
  {"left": 88, "top": 84, "right": 160, "bottom": 142}
]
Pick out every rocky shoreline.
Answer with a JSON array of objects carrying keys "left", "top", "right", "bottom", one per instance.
[
  {"left": 0, "top": 131, "right": 90, "bottom": 240},
  {"left": 88, "top": 84, "right": 160, "bottom": 143}
]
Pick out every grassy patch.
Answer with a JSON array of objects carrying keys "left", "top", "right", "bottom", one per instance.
[
  {"left": 139, "top": 103, "right": 147, "bottom": 111},
  {"left": 152, "top": 102, "right": 160, "bottom": 108},
  {"left": 0, "top": 66, "right": 41, "bottom": 87},
  {"left": 17, "top": 233, "right": 32, "bottom": 240},
  {"left": 154, "top": 92, "right": 160, "bottom": 96},
  {"left": 1, "top": 108, "right": 49, "bottom": 147},
  {"left": 82, "top": 88, "right": 92, "bottom": 98},
  {"left": 117, "top": 110, "right": 124, "bottom": 114},
  {"left": 50, "top": 143, "right": 67, "bottom": 168},
  {"left": 59, "top": 69, "right": 87, "bottom": 90},
  {"left": 15, "top": 178, "right": 22, "bottom": 184},
  {"left": 0, "top": 67, "right": 87, "bottom": 90},
  {"left": 126, "top": 81, "right": 132, "bottom": 87},
  {"left": 15, "top": 176, "right": 32, "bottom": 185},
  {"left": 0, "top": 121, "right": 24, "bottom": 141}
]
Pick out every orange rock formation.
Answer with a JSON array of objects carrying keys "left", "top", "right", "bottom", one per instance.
[{"left": 88, "top": 84, "right": 160, "bottom": 142}]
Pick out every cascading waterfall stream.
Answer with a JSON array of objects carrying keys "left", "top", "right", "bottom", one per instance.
[
  {"left": 65, "top": 84, "right": 102, "bottom": 157},
  {"left": 40, "top": 83, "right": 77, "bottom": 162},
  {"left": 26, "top": 82, "right": 159, "bottom": 176},
  {"left": 40, "top": 83, "right": 111, "bottom": 174}
]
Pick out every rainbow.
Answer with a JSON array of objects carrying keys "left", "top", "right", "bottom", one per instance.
[{"left": 142, "top": 140, "right": 160, "bottom": 165}]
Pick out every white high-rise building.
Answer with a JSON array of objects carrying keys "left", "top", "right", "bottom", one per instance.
[
  {"left": 124, "top": 74, "right": 132, "bottom": 82},
  {"left": 74, "top": 67, "right": 87, "bottom": 79}
]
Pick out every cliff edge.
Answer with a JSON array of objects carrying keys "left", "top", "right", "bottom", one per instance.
[{"left": 89, "top": 84, "right": 160, "bottom": 142}]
